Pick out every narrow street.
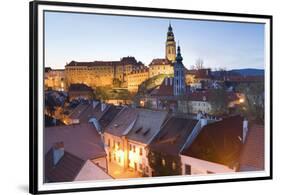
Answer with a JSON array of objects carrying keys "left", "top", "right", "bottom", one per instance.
[{"left": 108, "top": 162, "right": 142, "bottom": 179}]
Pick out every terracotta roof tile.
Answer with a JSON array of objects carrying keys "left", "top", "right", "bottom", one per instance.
[
  {"left": 150, "top": 117, "right": 199, "bottom": 156},
  {"left": 182, "top": 115, "right": 243, "bottom": 168},
  {"left": 239, "top": 124, "right": 264, "bottom": 171}
]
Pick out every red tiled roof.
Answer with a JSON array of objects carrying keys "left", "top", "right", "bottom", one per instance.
[
  {"left": 66, "top": 57, "right": 141, "bottom": 67},
  {"left": 188, "top": 90, "right": 239, "bottom": 102},
  {"left": 239, "top": 124, "right": 264, "bottom": 171},
  {"left": 150, "top": 117, "right": 199, "bottom": 156},
  {"left": 182, "top": 115, "right": 243, "bottom": 168},
  {"left": 149, "top": 58, "right": 171, "bottom": 66},
  {"left": 44, "top": 123, "right": 106, "bottom": 160},
  {"left": 45, "top": 150, "right": 85, "bottom": 182},
  {"left": 105, "top": 107, "right": 138, "bottom": 136},
  {"left": 187, "top": 69, "right": 212, "bottom": 79}
]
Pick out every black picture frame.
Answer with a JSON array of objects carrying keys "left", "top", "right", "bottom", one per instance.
[{"left": 30, "top": 1, "right": 273, "bottom": 194}]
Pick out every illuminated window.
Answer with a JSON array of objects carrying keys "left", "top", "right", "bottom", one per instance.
[
  {"left": 139, "top": 163, "right": 143, "bottom": 170},
  {"left": 133, "top": 145, "right": 136, "bottom": 152},
  {"left": 107, "top": 139, "right": 110, "bottom": 147},
  {"left": 129, "top": 144, "right": 132, "bottom": 151},
  {"left": 117, "top": 142, "right": 120, "bottom": 149},
  {"left": 172, "top": 161, "right": 176, "bottom": 170},
  {"left": 139, "top": 148, "right": 143, "bottom": 156},
  {"left": 162, "top": 158, "right": 166, "bottom": 166}
]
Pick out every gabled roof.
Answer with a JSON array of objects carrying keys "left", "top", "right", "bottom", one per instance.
[
  {"left": 45, "top": 149, "right": 85, "bottom": 182},
  {"left": 44, "top": 123, "right": 106, "bottom": 160},
  {"left": 126, "top": 109, "right": 168, "bottom": 145},
  {"left": 149, "top": 58, "right": 171, "bottom": 66},
  {"left": 182, "top": 115, "right": 243, "bottom": 168},
  {"left": 105, "top": 107, "right": 138, "bottom": 137},
  {"left": 149, "top": 117, "right": 198, "bottom": 156},
  {"left": 99, "top": 106, "right": 123, "bottom": 131},
  {"left": 68, "top": 102, "right": 109, "bottom": 123},
  {"left": 68, "top": 103, "right": 90, "bottom": 119},
  {"left": 75, "top": 160, "right": 112, "bottom": 181},
  {"left": 68, "top": 83, "right": 93, "bottom": 92},
  {"left": 239, "top": 124, "right": 264, "bottom": 171}
]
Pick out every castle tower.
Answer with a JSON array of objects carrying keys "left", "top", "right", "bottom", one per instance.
[
  {"left": 165, "top": 22, "right": 176, "bottom": 62},
  {"left": 173, "top": 45, "right": 186, "bottom": 96}
]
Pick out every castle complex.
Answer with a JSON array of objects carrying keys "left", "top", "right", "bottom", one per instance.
[{"left": 45, "top": 23, "right": 181, "bottom": 93}]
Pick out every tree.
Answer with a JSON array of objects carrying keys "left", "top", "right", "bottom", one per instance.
[
  {"left": 236, "top": 82, "right": 264, "bottom": 124},
  {"left": 195, "top": 58, "right": 204, "bottom": 70},
  {"left": 209, "top": 88, "right": 228, "bottom": 115}
]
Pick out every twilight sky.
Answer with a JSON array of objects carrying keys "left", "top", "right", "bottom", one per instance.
[{"left": 45, "top": 11, "right": 265, "bottom": 70}]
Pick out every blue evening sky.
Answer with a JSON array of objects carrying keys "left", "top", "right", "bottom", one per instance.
[{"left": 45, "top": 11, "right": 265, "bottom": 70}]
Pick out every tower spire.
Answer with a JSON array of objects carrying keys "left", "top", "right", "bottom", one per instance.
[
  {"left": 166, "top": 22, "right": 176, "bottom": 62},
  {"left": 176, "top": 42, "right": 183, "bottom": 62}
]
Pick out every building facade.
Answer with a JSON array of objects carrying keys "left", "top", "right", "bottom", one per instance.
[
  {"left": 45, "top": 68, "right": 65, "bottom": 91},
  {"left": 127, "top": 67, "right": 149, "bottom": 93},
  {"left": 65, "top": 57, "right": 144, "bottom": 89}
]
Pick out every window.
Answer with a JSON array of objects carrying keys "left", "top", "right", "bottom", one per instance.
[
  {"left": 139, "top": 148, "right": 143, "bottom": 156},
  {"left": 107, "top": 139, "right": 111, "bottom": 147},
  {"left": 162, "top": 158, "right": 166, "bottom": 166},
  {"left": 129, "top": 144, "right": 132, "bottom": 151},
  {"left": 172, "top": 161, "right": 176, "bottom": 170},
  {"left": 109, "top": 152, "right": 111, "bottom": 162},
  {"left": 146, "top": 166, "right": 149, "bottom": 173},
  {"left": 117, "top": 141, "right": 120, "bottom": 149},
  {"left": 185, "top": 164, "right": 191, "bottom": 175},
  {"left": 133, "top": 145, "right": 136, "bottom": 153},
  {"left": 139, "top": 163, "right": 143, "bottom": 171}
]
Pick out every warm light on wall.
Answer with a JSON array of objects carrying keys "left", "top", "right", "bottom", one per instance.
[{"left": 239, "top": 98, "right": 245, "bottom": 103}]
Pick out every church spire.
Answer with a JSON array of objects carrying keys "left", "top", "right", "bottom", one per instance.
[
  {"left": 176, "top": 44, "right": 183, "bottom": 62},
  {"left": 166, "top": 22, "right": 176, "bottom": 62},
  {"left": 173, "top": 42, "right": 186, "bottom": 96}
]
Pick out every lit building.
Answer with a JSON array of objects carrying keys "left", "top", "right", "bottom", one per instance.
[
  {"left": 148, "top": 23, "right": 177, "bottom": 78},
  {"left": 44, "top": 67, "right": 65, "bottom": 91},
  {"left": 127, "top": 67, "right": 149, "bottom": 93},
  {"left": 103, "top": 107, "right": 169, "bottom": 177},
  {"left": 65, "top": 57, "right": 144, "bottom": 89},
  {"left": 165, "top": 22, "right": 176, "bottom": 62},
  {"left": 148, "top": 58, "right": 174, "bottom": 78}
]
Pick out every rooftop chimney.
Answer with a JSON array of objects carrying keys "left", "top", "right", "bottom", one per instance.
[
  {"left": 243, "top": 118, "right": 248, "bottom": 143},
  {"left": 53, "top": 142, "right": 64, "bottom": 166}
]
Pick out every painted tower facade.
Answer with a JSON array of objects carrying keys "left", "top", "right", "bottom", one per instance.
[
  {"left": 173, "top": 45, "right": 186, "bottom": 96},
  {"left": 165, "top": 23, "right": 176, "bottom": 62}
]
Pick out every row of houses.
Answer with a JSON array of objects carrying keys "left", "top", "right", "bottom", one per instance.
[{"left": 45, "top": 101, "right": 264, "bottom": 182}]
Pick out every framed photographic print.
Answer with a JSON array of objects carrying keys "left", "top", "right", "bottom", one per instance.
[{"left": 29, "top": 0, "right": 273, "bottom": 194}]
